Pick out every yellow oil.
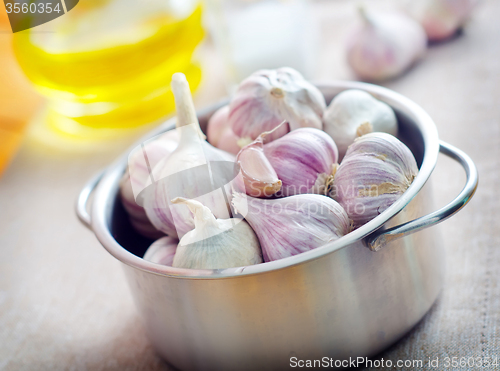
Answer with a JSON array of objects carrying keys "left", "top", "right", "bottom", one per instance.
[{"left": 12, "top": 2, "right": 204, "bottom": 147}]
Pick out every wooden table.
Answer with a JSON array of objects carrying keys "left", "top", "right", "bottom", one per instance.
[{"left": 1, "top": 1, "right": 498, "bottom": 369}]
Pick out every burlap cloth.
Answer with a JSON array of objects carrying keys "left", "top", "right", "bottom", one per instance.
[{"left": 0, "top": 1, "right": 498, "bottom": 370}]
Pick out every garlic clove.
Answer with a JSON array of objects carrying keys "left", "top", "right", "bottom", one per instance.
[
  {"left": 119, "top": 130, "right": 179, "bottom": 239},
  {"left": 332, "top": 132, "right": 418, "bottom": 228},
  {"left": 323, "top": 89, "right": 398, "bottom": 159},
  {"left": 409, "top": 0, "right": 477, "bottom": 41},
  {"left": 228, "top": 67, "right": 325, "bottom": 144},
  {"left": 207, "top": 105, "right": 241, "bottom": 155},
  {"left": 143, "top": 236, "right": 178, "bottom": 266},
  {"left": 171, "top": 197, "right": 262, "bottom": 269},
  {"left": 143, "top": 73, "right": 238, "bottom": 239},
  {"left": 217, "top": 127, "right": 241, "bottom": 155},
  {"left": 236, "top": 134, "right": 282, "bottom": 198},
  {"left": 232, "top": 193, "right": 351, "bottom": 262},
  {"left": 207, "top": 105, "right": 229, "bottom": 147},
  {"left": 346, "top": 7, "right": 427, "bottom": 81}
]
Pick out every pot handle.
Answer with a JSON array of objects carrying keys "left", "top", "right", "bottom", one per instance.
[
  {"left": 76, "top": 171, "right": 104, "bottom": 229},
  {"left": 364, "top": 141, "right": 478, "bottom": 252}
]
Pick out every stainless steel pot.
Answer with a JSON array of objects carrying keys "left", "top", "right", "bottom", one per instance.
[{"left": 77, "top": 82, "right": 478, "bottom": 371}]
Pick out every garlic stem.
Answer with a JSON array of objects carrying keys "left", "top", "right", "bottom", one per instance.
[
  {"left": 171, "top": 197, "right": 219, "bottom": 229},
  {"left": 358, "top": 4, "right": 372, "bottom": 25},
  {"left": 170, "top": 73, "right": 206, "bottom": 140},
  {"left": 258, "top": 120, "right": 288, "bottom": 144}
]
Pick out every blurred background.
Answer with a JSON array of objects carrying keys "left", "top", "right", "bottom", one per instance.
[{"left": 1, "top": 0, "right": 498, "bottom": 370}]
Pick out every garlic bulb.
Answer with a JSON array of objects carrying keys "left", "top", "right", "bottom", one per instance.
[
  {"left": 143, "top": 236, "right": 178, "bottom": 266},
  {"left": 228, "top": 67, "right": 326, "bottom": 146},
  {"left": 119, "top": 130, "right": 179, "bottom": 239},
  {"left": 323, "top": 89, "right": 397, "bottom": 158},
  {"left": 346, "top": 7, "right": 427, "bottom": 81},
  {"left": 171, "top": 198, "right": 262, "bottom": 269},
  {"left": 410, "top": 0, "right": 477, "bottom": 41},
  {"left": 207, "top": 105, "right": 241, "bottom": 155},
  {"left": 143, "top": 73, "right": 236, "bottom": 239},
  {"left": 331, "top": 132, "right": 418, "bottom": 228},
  {"left": 232, "top": 193, "right": 351, "bottom": 262},
  {"left": 237, "top": 124, "right": 339, "bottom": 197}
]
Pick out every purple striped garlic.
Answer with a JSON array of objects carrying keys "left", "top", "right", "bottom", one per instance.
[
  {"left": 228, "top": 67, "right": 326, "bottom": 147},
  {"left": 232, "top": 193, "right": 351, "bottom": 262},
  {"left": 237, "top": 125, "right": 339, "bottom": 198},
  {"left": 143, "top": 236, "right": 179, "bottom": 266},
  {"left": 331, "top": 132, "right": 418, "bottom": 228},
  {"left": 207, "top": 105, "right": 241, "bottom": 155},
  {"left": 143, "top": 73, "right": 236, "bottom": 239},
  {"left": 346, "top": 7, "right": 427, "bottom": 81},
  {"left": 323, "top": 89, "right": 398, "bottom": 159},
  {"left": 119, "top": 130, "right": 179, "bottom": 239}
]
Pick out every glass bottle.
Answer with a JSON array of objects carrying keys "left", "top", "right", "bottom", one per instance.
[{"left": 13, "top": 0, "right": 204, "bottom": 148}]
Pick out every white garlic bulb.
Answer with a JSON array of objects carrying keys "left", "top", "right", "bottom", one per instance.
[
  {"left": 119, "top": 130, "right": 179, "bottom": 239},
  {"left": 346, "top": 7, "right": 427, "bottom": 81},
  {"left": 143, "top": 73, "right": 236, "bottom": 239},
  {"left": 232, "top": 193, "right": 351, "bottom": 262},
  {"left": 237, "top": 124, "right": 339, "bottom": 197},
  {"left": 207, "top": 105, "right": 241, "bottom": 155},
  {"left": 229, "top": 67, "right": 326, "bottom": 146},
  {"left": 323, "top": 89, "right": 397, "bottom": 159},
  {"left": 143, "top": 236, "right": 178, "bottom": 266},
  {"left": 332, "top": 132, "right": 418, "bottom": 228},
  {"left": 410, "top": 0, "right": 477, "bottom": 41},
  {"left": 171, "top": 198, "right": 262, "bottom": 269}
]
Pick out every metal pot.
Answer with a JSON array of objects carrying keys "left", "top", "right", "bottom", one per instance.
[{"left": 77, "top": 82, "right": 478, "bottom": 371}]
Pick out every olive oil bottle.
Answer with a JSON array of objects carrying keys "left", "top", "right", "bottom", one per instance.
[{"left": 13, "top": 0, "right": 204, "bottom": 148}]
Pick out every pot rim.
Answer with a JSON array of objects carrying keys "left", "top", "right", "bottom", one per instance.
[{"left": 90, "top": 80, "right": 439, "bottom": 279}]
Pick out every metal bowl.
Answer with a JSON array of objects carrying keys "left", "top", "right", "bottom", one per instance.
[{"left": 77, "top": 81, "right": 477, "bottom": 371}]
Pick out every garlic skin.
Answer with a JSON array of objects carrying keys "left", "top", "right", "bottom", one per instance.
[
  {"left": 323, "top": 89, "right": 397, "bottom": 159},
  {"left": 228, "top": 67, "right": 326, "bottom": 146},
  {"left": 236, "top": 132, "right": 282, "bottom": 198},
  {"left": 346, "top": 8, "right": 427, "bottom": 81},
  {"left": 171, "top": 198, "right": 262, "bottom": 270},
  {"left": 332, "top": 132, "right": 418, "bottom": 228},
  {"left": 410, "top": 0, "right": 477, "bottom": 41},
  {"left": 143, "top": 73, "right": 237, "bottom": 239},
  {"left": 232, "top": 193, "right": 351, "bottom": 262},
  {"left": 207, "top": 105, "right": 241, "bottom": 155},
  {"left": 143, "top": 236, "right": 178, "bottom": 266},
  {"left": 119, "top": 130, "right": 179, "bottom": 239}
]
